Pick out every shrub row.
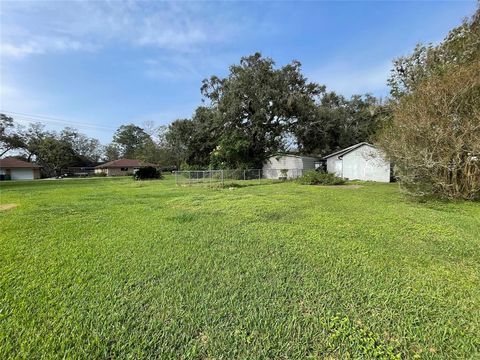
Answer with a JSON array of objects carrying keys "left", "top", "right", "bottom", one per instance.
[{"left": 297, "top": 171, "right": 345, "bottom": 185}]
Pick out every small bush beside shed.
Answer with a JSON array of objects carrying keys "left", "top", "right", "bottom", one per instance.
[{"left": 297, "top": 171, "right": 345, "bottom": 185}]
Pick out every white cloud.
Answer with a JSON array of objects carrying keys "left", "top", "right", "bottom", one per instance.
[
  {"left": 308, "top": 60, "right": 392, "bottom": 97},
  {"left": 0, "top": 1, "right": 241, "bottom": 59},
  {"left": 1, "top": 37, "right": 96, "bottom": 58},
  {"left": 143, "top": 56, "right": 202, "bottom": 80},
  {"left": 143, "top": 50, "right": 242, "bottom": 82}
]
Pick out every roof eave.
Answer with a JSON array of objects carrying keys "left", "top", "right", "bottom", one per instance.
[{"left": 323, "top": 142, "right": 375, "bottom": 160}]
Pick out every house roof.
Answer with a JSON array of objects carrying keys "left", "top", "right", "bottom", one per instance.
[
  {"left": 0, "top": 157, "right": 41, "bottom": 169},
  {"left": 323, "top": 142, "right": 375, "bottom": 160},
  {"left": 95, "top": 159, "right": 158, "bottom": 169}
]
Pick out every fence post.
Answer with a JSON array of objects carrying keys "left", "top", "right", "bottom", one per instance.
[
  {"left": 221, "top": 170, "right": 224, "bottom": 187},
  {"left": 175, "top": 171, "right": 178, "bottom": 186}
]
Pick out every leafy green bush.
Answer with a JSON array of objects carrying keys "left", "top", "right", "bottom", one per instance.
[
  {"left": 297, "top": 171, "right": 345, "bottom": 185},
  {"left": 93, "top": 172, "right": 107, "bottom": 177},
  {"left": 133, "top": 167, "right": 162, "bottom": 180}
]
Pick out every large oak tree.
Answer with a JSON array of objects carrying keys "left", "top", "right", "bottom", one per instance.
[{"left": 201, "top": 53, "right": 321, "bottom": 168}]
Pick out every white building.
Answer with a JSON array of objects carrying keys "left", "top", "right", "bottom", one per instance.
[
  {"left": 324, "top": 142, "right": 390, "bottom": 182},
  {"left": 263, "top": 154, "right": 319, "bottom": 179},
  {"left": 0, "top": 158, "right": 41, "bottom": 180}
]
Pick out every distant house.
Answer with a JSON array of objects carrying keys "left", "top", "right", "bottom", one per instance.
[
  {"left": 263, "top": 154, "right": 319, "bottom": 179},
  {"left": 0, "top": 158, "right": 41, "bottom": 180},
  {"left": 324, "top": 142, "right": 390, "bottom": 182},
  {"left": 94, "top": 159, "right": 158, "bottom": 176}
]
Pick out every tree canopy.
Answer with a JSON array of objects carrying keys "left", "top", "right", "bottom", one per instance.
[
  {"left": 160, "top": 53, "right": 382, "bottom": 170},
  {"left": 294, "top": 93, "right": 388, "bottom": 156},
  {"left": 388, "top": 8, "right": 479, "bottom": 98},
  {"left": 0, "top": 114, "right": 25, "bottom": 157},
  {"left": 0, "top": 116, "right": 104, "bottom": 176},
  {"left": 111, "top": 124, "right": 153, "bottom": 159},
  {"left": 201, "top": 53, "right": 322, "bottom": 168},
  {"left": 378, "top": 6, "right": 480, "bottom": 199}
]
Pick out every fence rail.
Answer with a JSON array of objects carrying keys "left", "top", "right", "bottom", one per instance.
[{"left": 174, "top": 168, "right": 307, "bottom": 186}]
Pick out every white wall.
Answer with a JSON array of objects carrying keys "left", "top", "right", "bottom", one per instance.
[
  {"left": 326, "top": 157, "right": 343, "bottom": 177},
  {"left": 263, "top": 156, "right": 304, "bottom": 170},
  {"left": 262, "top": 155, "right": 318, "bottom": 179},
  {"left": 341, "top": 145, "right": 390, "bottom": 182}
]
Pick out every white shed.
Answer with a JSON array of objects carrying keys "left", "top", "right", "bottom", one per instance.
[
  {"left": 263, "top": 154, "right": 319, "bottom": 179},
  {"left": 324, "top": 143, "right": 390, "bottom": 182}
]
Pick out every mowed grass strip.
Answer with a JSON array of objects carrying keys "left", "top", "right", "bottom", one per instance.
[{"left": 0, "top": 176, "right": 479, "bottom": 359}]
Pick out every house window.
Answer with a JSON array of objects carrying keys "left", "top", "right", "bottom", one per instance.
[{"left": 120, "top": 167, "right": 128, "bottom": 171}]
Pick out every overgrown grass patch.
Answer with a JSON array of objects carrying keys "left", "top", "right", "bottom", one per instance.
[{"left": 1, "top": 176, "right": 479, "bottom": 358}]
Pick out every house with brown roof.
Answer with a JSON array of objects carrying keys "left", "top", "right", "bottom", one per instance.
[
  {"left": 94, "top": 159, "right": 158, "bottom": 176},
  {"left": 0, "top": 158, "right": 41, "bottom": 180}
]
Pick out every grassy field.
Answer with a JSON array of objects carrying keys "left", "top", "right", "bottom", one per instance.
[{"left": 1, "top": 176, "right": 479, "bottom": 359}]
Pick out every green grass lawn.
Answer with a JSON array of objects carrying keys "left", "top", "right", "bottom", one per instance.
[{"left": 1, "top": 176, "right": 479, "bottom": 359}]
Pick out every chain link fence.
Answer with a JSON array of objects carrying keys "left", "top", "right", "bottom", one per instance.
[{"left": 174, "top": 169, "right": 307, "bottom": 186}]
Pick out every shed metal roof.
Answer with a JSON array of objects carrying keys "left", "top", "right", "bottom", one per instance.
[
  {"left": 323, "top": 142, "right": 375, "bottom": 160},
  {"left": 268, "top": 154, "right": 320, "bottom": 160}
]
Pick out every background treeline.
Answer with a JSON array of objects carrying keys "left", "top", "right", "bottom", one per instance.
[
  {"left": 1, "top": 56, "right": 387, "bottom": 172},
  {"left": 0, "top": 118, "right": 103, "bottom": 175},
  {"left": 1, "top": 6, "right": 478, "bottom": 199}
]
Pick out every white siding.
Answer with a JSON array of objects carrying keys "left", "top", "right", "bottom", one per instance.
[
  {"left": 263, "top": 156, "right": 304, "bottom": 170},
  {"left": 341, "top": 145, "right": 390, "bottom": 182},
  {"left": 10, "top": 168, "right": 34, "bottom": 180},
  {"left": 326, "top": 157, "right": 342, "bottom": 177},
  {"left": 262, "top": 155, "right": 318, "bottom": 179}
]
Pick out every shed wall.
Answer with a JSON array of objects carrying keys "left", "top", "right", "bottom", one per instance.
[
  {"left": 341, "top": 145, "right": 390, "bottom": 182},
  {"left": 326, "top": 157, "right": 343, "bottom": 177},
  {"left": 262, "top": 155, "right": 318, "bottom": 179}
]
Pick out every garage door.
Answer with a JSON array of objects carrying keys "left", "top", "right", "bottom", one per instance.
[{"left": 11, "top": 169, "right": 34, "bottom": 180}]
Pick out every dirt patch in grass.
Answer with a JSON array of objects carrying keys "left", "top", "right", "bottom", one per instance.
[{"left": 0, "top": 204, "right": 18, "bottom": 211}]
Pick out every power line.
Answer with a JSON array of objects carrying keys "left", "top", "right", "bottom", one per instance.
[{"left": 0, "top": 110, "right": 118, "bottom": 132}]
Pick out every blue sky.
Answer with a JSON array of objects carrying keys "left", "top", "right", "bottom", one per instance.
[{"left": 0, "top": 0, "right": 477, "bottom": 143}]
